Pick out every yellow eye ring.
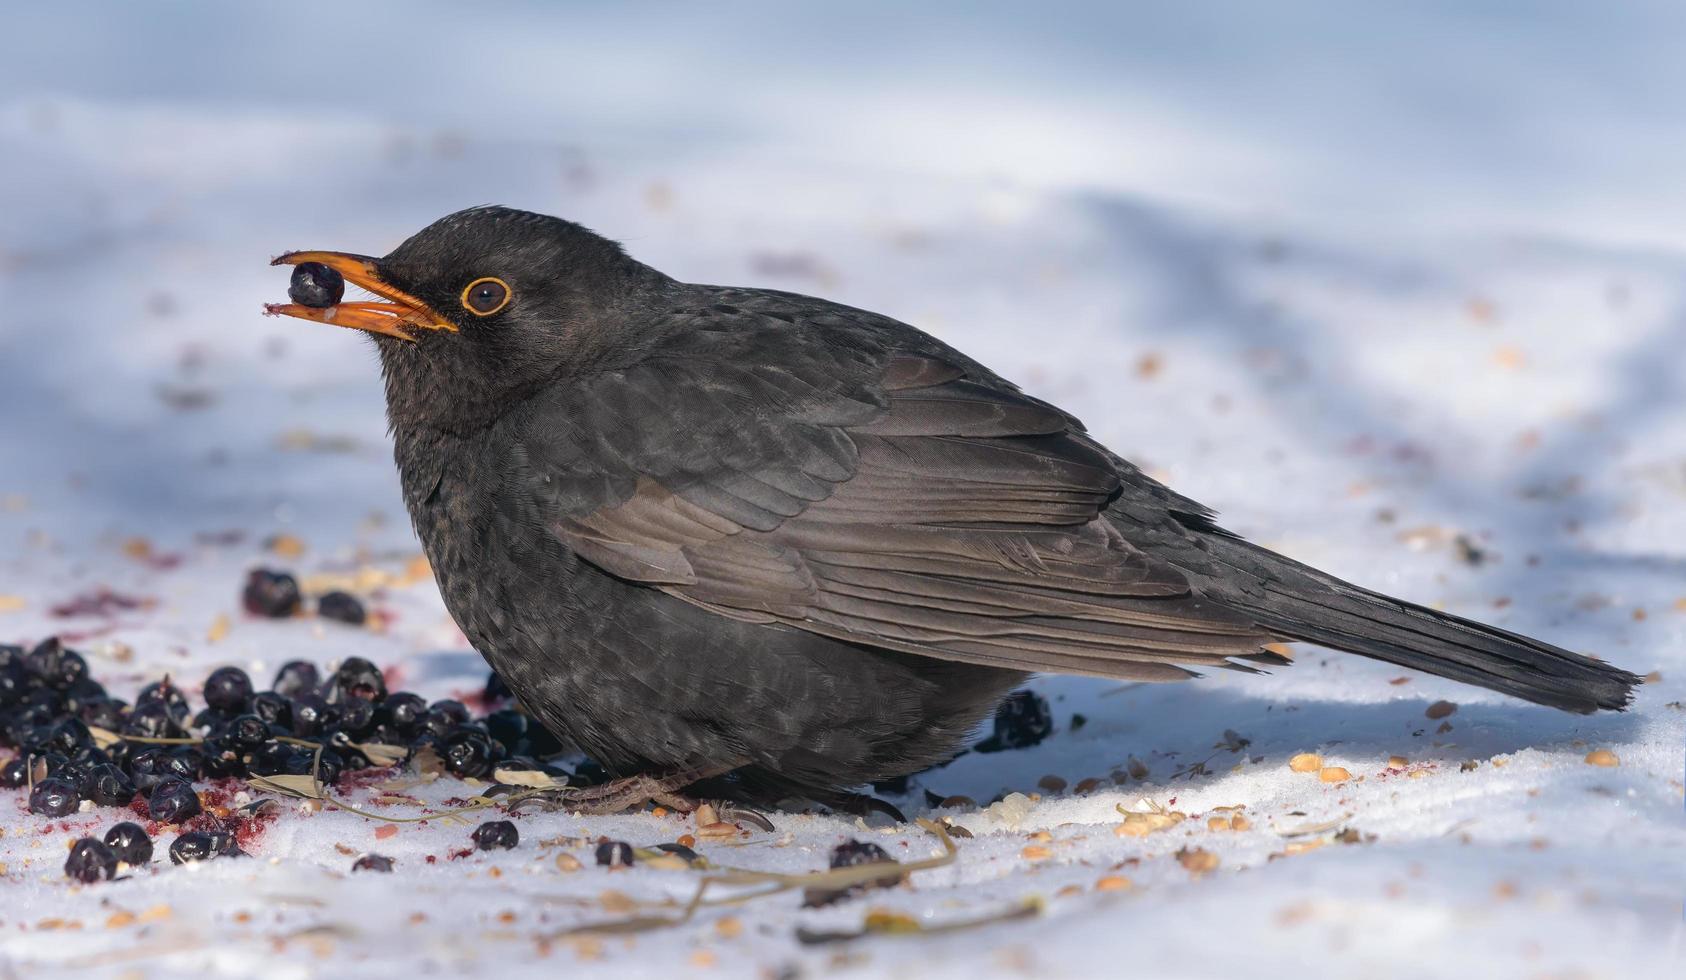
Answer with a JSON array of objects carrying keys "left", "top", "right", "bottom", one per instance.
[{"left": 460, "top": 277, "right": 512, "bottom": 316}]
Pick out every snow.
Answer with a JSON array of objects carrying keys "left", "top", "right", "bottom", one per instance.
[{"left": 2, "top": 5, "right": 1684, "bottom": 977}]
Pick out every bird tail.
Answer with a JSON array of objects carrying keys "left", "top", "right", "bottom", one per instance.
[{"left": 1198, "top": 534, "right": 1640, "bottom": 714}]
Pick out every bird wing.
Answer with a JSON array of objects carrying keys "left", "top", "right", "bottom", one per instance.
[{"left": 513, "top": 293, "right": 1274, "bottom": 681}]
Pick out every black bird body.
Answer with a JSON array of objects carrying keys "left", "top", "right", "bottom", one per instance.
[{"left": 271, "top": 206, "right": 1639, "bottom": 805}]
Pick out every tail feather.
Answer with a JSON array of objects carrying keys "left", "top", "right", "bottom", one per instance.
[{"left": 1199, "top": 536, "right": 1640, "bottom": 714}]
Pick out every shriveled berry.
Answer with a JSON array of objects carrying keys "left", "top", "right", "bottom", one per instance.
[
  {"left": 0, "top": 660, "right": 29, "bottom": 707},
  {"left": 168, "top": 831, "right": 218, "bottom": 864},
  {"left": 28, "top": 776, "right": 79, "bottom": 817},
  {"left": 830, "top": 839, "right": 894, "bottom": 870},
  {"left": 381, "top": 692, "right": 428, "bottom": 736},
  {"left": 81, "top": 763, "right": 136, "bottom": 807},
  {"left": 336, "top": 697, "right": 376, "bottom": 737},
  {"left": 135, "top": 678, "right": 193, "bottom": 727},
  {"left": 78, "top": 696, "right": 126, "bottom": 732},
  {"left": 227, "top": 713, "right": 272, "bottom": 747},
  {"left": 595, "top": 840, "right": 634, "bottom": 868},
  {"left": 443, "top": 728, "right": 495, "bottom": 779},
  {"left": 100, "top": 820, "right": 155, "bottom": 866},
  {"left": 200, "top": 735, "right": 247, "bottom": 778},
  {"left": 0, "top": 757, "right": 29, "bottom": 788},
  {"left": 332, "top": 656, "right": 384, "bottom": 701},
  {"left": 203, "top": 666, "right": 254, "bottom": 714},
  {"left": 351, "top": 853, "right": 394, "bottom": 873},
  {"left": 103, "top": 821, "right": 154, "bottom": 865},
  {"left": 148, "top": 778, "right": 202, "bottom": 824},
  {"left": 25, "top": 637, "right": 88, "bottom": 690},
  {"left": 974, "top": 690, "right": 1053, "bottom": 753},
  {"left": 64, "top": 837, "right": 119, "bottom": 882},
  {"left": 248, "top": 691, "right": 292, "bottom": 728},
  {"left": 318, "top": 592, "right": 367, "bottom": 626},
  {"left": 272, "top": 659, "right": 319, "bottom": 698},
  {"left": 39, "top": 718, "right": 91, "bottom": 756},
  {"left": 422, "top": 700, "right": 470, "bottom": 739},
  {"left": 290, "top": 693, "right": 338, "bottom": 737},
  {"left": 125, "top": 700, "right": 184, "bottom": 739},
  {"left": 287, "top": 261, "right": 345, "bottom": 308},
  {"left": 471, "top": 819, "right": 519, "bottom": 851},
  {"left": 64, "top": 677, "right": 109, "bottom": 714},
  {"left": 243, "top": 569, "right": 302, "bottom": 618}
]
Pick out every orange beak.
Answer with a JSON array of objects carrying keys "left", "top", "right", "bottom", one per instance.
[{"left": 264, "top": 251, "right": 457, "bottom": 342}]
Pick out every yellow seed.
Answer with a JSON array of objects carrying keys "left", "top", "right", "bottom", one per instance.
[
  {"left": 1022, "top": 845, "right": 1052, "bottom": 860},
  {"left": 1288, "top": 752, "right": 1323, "bottom": 772},
  {"left": 1408, "top": 769, "right": 1429, "bottom": 779},
  {"left": 1037, "top": 775, "right": 1068, "bottom": 794},
  {"left": 689, "top": 950, "right": 717, "bottom": 968},
  {"left": 715, "top": 916, "right": 743, "bottom": 939},
  {"left": 1176, "top": 847, "right": 1218, "bottom": 873},
  {"left": 1425, "top": 700, "right": 1457, "bottom": 720},
  {"left": 1584, "top": 749, "right": 1619, "bottom": 767},
  {"left": 1095, "top": 875, "right": 1133, "bottom": 892},
  {"left": 1387, "top": 755, "right": 1408, "bottom": 769},
  {"left": 1319, "top": 767, "right": 1351, "bottom": 783},
  {"left": 105, "top": 911, "right": 135, "bottom": 929},
  {"left": 1230, "top": 815, "right": 1251, "bottom": 832},
  {"left": 554, "top": 853, "right": 581, "bottom": 872},
  {"left": 1206, "top": 816, "right": 1231, "bottom": 832},
  {"left": 696, "top": 821, "right": 738, "bottom": 838}
]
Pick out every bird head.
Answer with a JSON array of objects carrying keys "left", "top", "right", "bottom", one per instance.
[{"left": 265, "top": 205, "right": 666, "bottom": 426}]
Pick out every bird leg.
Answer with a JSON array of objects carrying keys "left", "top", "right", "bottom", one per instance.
[{"left": 508, "top": 762, "right": 771, "bottom": 823}]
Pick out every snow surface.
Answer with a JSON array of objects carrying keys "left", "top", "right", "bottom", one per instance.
[{"left": 2, "top": 5, "right": 1685, "bottom": 978}]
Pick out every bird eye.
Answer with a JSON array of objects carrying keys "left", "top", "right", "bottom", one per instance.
[{"left": 460, "top": 277, "right": 511, "bottom": 316}]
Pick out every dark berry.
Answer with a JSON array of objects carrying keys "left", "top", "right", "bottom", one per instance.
[
  {"left": 571, "top": 758, "right": 609, "bottom": 787},
  {"left": 0, "top": 660, "right": 29, "bottom": 707},
  {"left": 243, "top": 569, "right": 302, "bottom": 618},
  {"left": 79, "top": 697, "right": 125, "bottom": 732},
  {"left": 227, "top": 713, "right": 272, "bottom": 748},
  {"left": 290, "top": 693, "right": 338, "bottom": 737},
  {"left": 168, "top": 831, "right": 218, "bottom": 864},
  {"left": 422, "top": 700, "right": 469, "bottom": 739},
  {"left": 0, "top": 757, "right": 29, "bottom": 788},
  {"left": 331, "top": 656, "right": 384, "bottom": 701},
  {"left": 335, "top": 697, "right": 376, "bottom": 737},
  {"left": 203, "top": 666, "right": 254, "bottom": 714},
  {"left": 471, "top": 820, "right": 518, "bottom": 851},
  {"left": 39, "top": 718, "right": 91, "bottom": 756},
  {"left": 287, "top": 261, "right": 345, "bottom": 308},
  {"left": 103, "top": 821, "right": 154, "bottom": 865},
  {"left": 81, "top": 763, "right": 136, "bottom": 807},
  {"left": 654, "top": 842, "right": 700, "bottom": 863},
  {"left": 271, "top": 659, "right": 319, "bottom": 698},
  {"left": 206, "top": 829, "right": 246, "bottom": 857},
  {"left": 318, "top": 592, "right": 367, "bottom": 626},
  {"left": 248, "top": 740, "right": 294, "bottom": 776},
  {"left": 483, "top": 708, "right": 527, "bottom": 753},
  {"left": 594, "top": 840, "right": 634, "bottom": 868},
  {"left": 63, "top": 677, "right": 109, "bottom": 714},
  {"left": 25, "top": 637, "right": 88, "bottom": 690},
  {"left": 974, "top": 690, "right": 1053, "bottom": 753},
  {"left": 200, "top": 735, "right": 247, "bottom": 778},
  {"left": 124, "top": 701, "right": 183, "bottom": 739},
  {"left": 135, "top": 678, "right": 192, "bottom": 727},
  {"left": 28, "top": 776, "right": 79, "bottom": 817},
  {"left": 830, "top": 839, "right": 894, "bottom": 870},
  {"left": 351, "top": 853, "right": 394, "bottom": 873},
  {"left": 248, "top": 691, "right": 292, "bottom": 727},
  {"left": 442, "top": 728, "right": 495, "bottom": 779},
  {"left": 64, "top": 837, "right": 118, "bottom": 882},
  {"left": 148, "top": 778, "right": 202, "bottom": 824},
  {"left": 381, "top": 692, "right": 428, "bottom": 736}
]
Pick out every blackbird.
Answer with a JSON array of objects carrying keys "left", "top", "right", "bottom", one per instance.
[{"left": 265, "top": 206, "right": 1638, "bottom": 813}]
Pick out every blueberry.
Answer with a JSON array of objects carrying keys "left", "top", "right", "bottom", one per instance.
[
  {"left": 594, "top": 840, "right": 634, "bottom": 868},
  {"left": 24, "top": 637, "right": 88, "bottom": 690},
  {"left": 271, "top": 659, "right": 319, "bottom": 698},
  {"left": 0, "top": 660, "right": 29, "bottom": 707},
  {"left": 135, "top": 678, "right": 192, "bottom": 726},
  {"left": 287, "top": 261, "right": 345, "bottom": 308},
  {"left": 381, "top": 692, "right": 428, "bottom": 736},
  {"left": 331, "top": 656, "right": 384, "bottom": 702},
  {"left": 443, "top": 728, "right": 496, "bottom": 779},
  {"left": 974, "top": 690, "right": 1053, "bottom": 753},
  {"left": 78, "top": 697, "right": 126, "bottom": 732},
  {"left": 471, "top": 820, "right": 518, "bottom": 851},
  {"left": 168, "top": 831, "right": 218, "bottom": 864},
  {"left": 148, "top": 778, "right": 202, "bottom": 824},
  {"left": 248, "top": 691, "right": 293, "bottom": 728},
  {"left": 81, "top": 763, "right": 136, "bottom": 807},
  {"left": 243, "top": 569, "right": 302, "bottom": 618},
  {"left": 103, "top": 821, "right": 154, "bottom": 865},
  {"left": 203, "top": 667, "right": 254, "bottom": 714},
  {"left": 125, "top": 701, "right": 182, "bottom": 739},
  {"left": 200, "top": 735, "right": 247, "bottom": 779},
  {"left": 63, "top": 677, "right": 109, "bottom": 714},
  {"left": 40, "top": 718, "right": 91, "bottom": 756},
  {"left": 64, "top": 837, "right": 119, "bottom": 882},
  {"left": 571, "top": 758, "right": 609, "bottom": 787},
  {"left": 28, "top": 776, "right": 80, "bottom": 817},
  {"left": 351, "top": 853, "right": 394, "bottom": 873},
  {"left": 317, "top": 592, "right": 367, "bottom": 627}
]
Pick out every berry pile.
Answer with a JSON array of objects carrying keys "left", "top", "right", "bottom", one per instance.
[{"left": 1, "top": 634, "right": 574, "bottom": 882}]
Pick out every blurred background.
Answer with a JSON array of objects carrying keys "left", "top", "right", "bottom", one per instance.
[{"left": 0, "top": 3, "right": 1682, "bottom": 976}]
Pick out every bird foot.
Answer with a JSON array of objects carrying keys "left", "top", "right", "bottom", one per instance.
[{"left": 505, "top": 764, "right": 774, "bottom": 829}]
